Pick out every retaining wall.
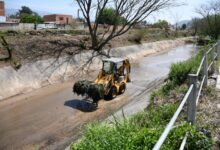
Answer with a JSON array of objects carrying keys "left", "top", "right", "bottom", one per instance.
[
  {"left": 0, "top": 23, "right": 84, "bottom": 31},
  {"left": 0, "top": 38, "right": 188, "bottom": 100}
]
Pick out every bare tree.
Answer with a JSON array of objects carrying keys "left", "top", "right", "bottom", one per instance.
[
  {"left": 196, "top": 0, "right": 220, "bottom": 39},
  {"left": 169, "top": 12, "right": 181, "bottom": 37},
  {"left": 0, "top": 36, "right": 22, "bottom": 69},
  {"left": 0, "top": 0, "right": 177, "bottom": 72},
  {"left": 75, "top": 0, "right": 176, "bottom": 53},
  {"left": 0, "top": 36, "right": 12, "bottom": 61},
  {"left": 191, "top": 18, "right": 199, "bottom": 36}
]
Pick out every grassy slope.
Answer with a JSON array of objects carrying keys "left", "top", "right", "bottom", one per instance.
[{"left": 71, "top": 104, "right": 212, "bottom": 150}]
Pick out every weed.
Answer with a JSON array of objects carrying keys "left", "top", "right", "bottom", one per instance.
[{"left": 79, "top": 41, "right": 87, "bottom": 50}]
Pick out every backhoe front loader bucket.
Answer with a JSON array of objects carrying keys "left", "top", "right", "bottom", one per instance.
[
  {"left": 73, "top": 80, "right": 93, "bottom": 96},
  {"left": 73, "top": 80, "right": 105, "bottom": 104}
]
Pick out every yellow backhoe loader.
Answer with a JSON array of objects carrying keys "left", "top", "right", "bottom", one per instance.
[{"left": 73, "top": 57, "right": 131, "bottom": 107}]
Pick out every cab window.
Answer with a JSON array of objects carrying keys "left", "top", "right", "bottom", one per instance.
[
  {"left": 116, "top": 62, "right": 124, "bottom": 75},
  {"left": 103, "top": 61, "right": 112, "bottom": 73}
]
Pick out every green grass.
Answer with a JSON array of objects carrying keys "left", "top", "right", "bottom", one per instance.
[{"left": 71, "top": 104, "right": 213, "bottom": 150}]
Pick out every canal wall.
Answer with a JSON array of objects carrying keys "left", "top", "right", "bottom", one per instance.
[{"left": 0, "top": 38, "right": 191, "bottom": 100}]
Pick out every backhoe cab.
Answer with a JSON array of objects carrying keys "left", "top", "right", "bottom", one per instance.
[{"left": 73, "top": 58, "right": 131, "bottom": 107}]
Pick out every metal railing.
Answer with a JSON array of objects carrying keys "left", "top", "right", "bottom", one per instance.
[{"left": 153, "top": 41, "right": 219, "bottom": 150}]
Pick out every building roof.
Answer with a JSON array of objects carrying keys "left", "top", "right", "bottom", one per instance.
[
  {"left": 102, "top": 57, "right": 125, "bottom": 63},
  {"left": 44, "top": 14, "right": 73, "bottom": 17}
]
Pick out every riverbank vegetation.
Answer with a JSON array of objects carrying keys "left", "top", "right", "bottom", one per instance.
[{"left": 71, "top": 104, "right": 213, "bottom": 150}]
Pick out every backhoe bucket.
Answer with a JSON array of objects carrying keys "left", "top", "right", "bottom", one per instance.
[{"left": 73, "top": 80, "right": 105, "bottom": 103}]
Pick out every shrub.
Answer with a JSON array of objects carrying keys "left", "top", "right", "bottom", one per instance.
[
  {"left": 130, "top": 104, "right": 178, "bottom": 128},
  {"left": 168, "top": 49, "right": 203, "bottom": 86},
  {"left": 129, "top": 31, "right": 144, "bottom": 44}
]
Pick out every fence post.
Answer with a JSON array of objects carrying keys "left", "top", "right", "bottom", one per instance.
[
  {"left": 217, "top": 40, "right": 220, "bottom": 59},
  {"left": 187, "top": 74, "right": 197, "bottom": 124},
  {"left": 203, "top": 49, "right": 208, "bottom": 87},
  {"left": 211, "top": 46, "right": 215, "bottom": 74}
]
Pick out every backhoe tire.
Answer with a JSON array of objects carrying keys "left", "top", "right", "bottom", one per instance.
[
  {"left": 108, "top": 86, "right": 117, "bottom": 100},
  {"left": 119, "top": 83, "right": 126, "bottom": 94}
]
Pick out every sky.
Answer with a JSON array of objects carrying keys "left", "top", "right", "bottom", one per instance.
[{"left": 5, "top": 0, "right": 211, "bottom": 24}]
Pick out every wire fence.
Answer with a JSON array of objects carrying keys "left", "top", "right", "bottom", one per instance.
[{"left": 153, "top": 41, "right": 219, "bottom": 150}]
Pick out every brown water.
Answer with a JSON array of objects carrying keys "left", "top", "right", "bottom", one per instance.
[{"left": 0, "top": 44, "right": 197, "bottom": 150}]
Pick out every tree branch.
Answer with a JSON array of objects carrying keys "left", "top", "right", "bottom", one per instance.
[{"left": 0, "top": 36, "right": 12, "bottom": 61}]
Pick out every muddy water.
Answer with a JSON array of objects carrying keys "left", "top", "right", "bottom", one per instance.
[
  {"left": 0, "top": 44, "right": 197, "bottom": 150},
  {"left": 132, "top": 44, "right": 197, "bottom": 85}
]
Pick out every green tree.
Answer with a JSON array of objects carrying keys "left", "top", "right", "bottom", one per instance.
[
  {"left": 97, "top": 8, "right": 126, "bottom": 25},
  {"left": 15, "top": 6, "right": 43, "bottom": 24},
  {"left": 196, "top": 1, "right": 220, "bottom": 39},
  {"left": 196, "top": 15, "right": 220, "bottom": 39},
  {"left": 17, "top": 6, "right": 33, "bottom": 16},
  {"left": 191, "top": 18, "right": 199, "bottom": 35},
  {"left": 181, "top": 24, "right": 187, "bottom": 30},
  {"left": 20, "top": 14, "right": 43, "bottom": 24}
]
